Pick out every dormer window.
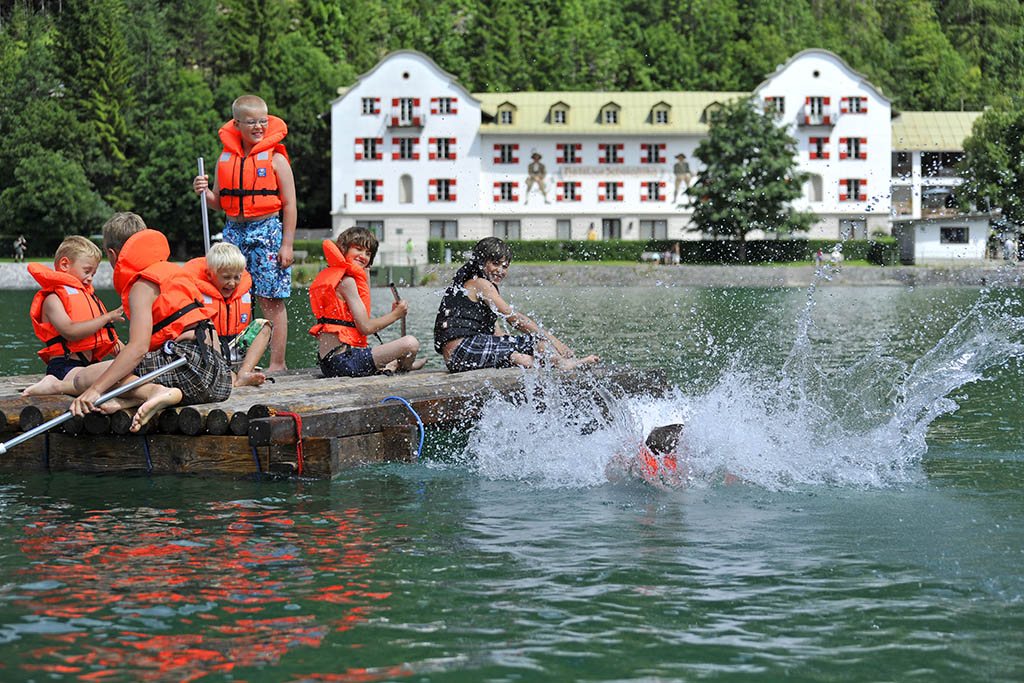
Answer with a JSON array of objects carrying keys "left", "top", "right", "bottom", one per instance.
[
  {"left": 600, "top": 103, "right": 621, "bottom": 125},
  {"left": 550, "top": 102, "right": 569, "bottom": 125},
  {"left": 497, "top": 102, "right": 516, "bottom": 125},
  {"left": 651, "top": 102, "right": 670, "bottom": 125}
]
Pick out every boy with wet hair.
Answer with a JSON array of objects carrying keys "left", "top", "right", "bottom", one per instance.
[
  {"left": 22, "top": 236, "right": 124, "bottom": 396},
  {"left": 193, "top": 94, "right": 295, "bottom": 371},
  {"left": 183, "top": 241, "right": 271, "bottom": 387},
  {"left": 433, "top": 237, "right": 598, "bottom": 372},
  {"left": 68, "top": 212, "right": 231, "bottom": 432},
  {"left": 309, "top": 227, "right": 426, "bottom": 377}
]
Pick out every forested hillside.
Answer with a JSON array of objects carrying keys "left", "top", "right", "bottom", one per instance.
[{"left": 1, "top": 0, "right": 1020, "bottom": 250}]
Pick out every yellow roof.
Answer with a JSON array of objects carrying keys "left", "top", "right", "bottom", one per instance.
[
  {"left": 891, "top": 111, "right": 981, "bottom": 151},
  {"left": 474, "top": 91, "right": 749, "bottom": 135}
]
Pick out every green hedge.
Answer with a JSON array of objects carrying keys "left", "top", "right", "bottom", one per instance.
[{"left": 428, "top": 237, "right": 899, "bottom": 266}]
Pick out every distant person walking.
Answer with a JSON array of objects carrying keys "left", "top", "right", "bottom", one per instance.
[
  {"left": 406, "top": 237, "right": 414, "bottom": 265},
  {"left": 13, "top": 234, "right": 26, "bottom": 263}
]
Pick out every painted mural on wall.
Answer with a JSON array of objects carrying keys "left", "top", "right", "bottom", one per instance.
[{"left": 525, "top": 151, "right": 550, "bottom": 204}]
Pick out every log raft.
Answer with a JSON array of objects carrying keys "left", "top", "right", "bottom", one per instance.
[{"left": 0, "top": 366, "right": 665, "bottom": 478}]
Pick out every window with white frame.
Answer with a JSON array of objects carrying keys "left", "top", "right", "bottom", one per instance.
[
  {"left": 764, "top": 96, "right": 785, "bottom": 115},
  {"left": 361, "top": 97, "right": 380, "bottom": 115},
  {"left": 841, "top": 96, "right": 866, "bottom": 114},
  {"left": 355, "top": 137, "right": 382, "bottom": 161},
  {"left": 395, "top": 137, "right": 418, "bottom": 160},
  {"left": 809, "top": 136, "right": 829, "bottom": 160},
  {"left": 429, "top": 178, "right": 455, "bottom": 201},
  {"left": 839, "top": 178, "right": 866, "bottom": 201},
  {"left": 840, "top": 137, "right": 867, "bottom": 160},
  {"left": 641, "top": 143, "right": 665, "bottom": 164},
  {"left": 429, "top": 220, "right": 458, "bottom": 239},
  {"left": 653, "top": 107, "right": 669, "bottom": 124},
  {"left": 435, "top": 137, "right": 455, "bottom": 160},
  {"left": 499, "top": 109, "right": 514, "bottom": 125},
  {"left": 599, "top": 143, "right": 623, "bottom": 164},
  {"left": 557, "top": 181, "right": 580, "bottom": 201},
  {"left": 436, "top": 97, "right": 454, "bottom": 114},
  {"left": 642, "top": 181, "right": 665, "bottom": 201},
  {"left": 493, "top": 181, "right": 518, "bottom": 202},
  {"left": 556, "top": 143, "right": 580, "bottom": 164},
  {"left": 940, "top": 226, "right": 968, "bottom": 244},
  {"left": 553, "top": 109, "right": 567, "bottom": 124},
  {"left": 604, "top": 108, "right": 618, "bottom": 124},
  {"left": 639, "top": 219, "right": 667, "bottom": 239},
  {"left": 355, "top": 179, "right": 382, "bottom": 203},
  {"left": 494, "top": 143, "right": 519, "bottom": 164},
  {"left": 493, "top": 220, "right": 521, "bottom": 240}
]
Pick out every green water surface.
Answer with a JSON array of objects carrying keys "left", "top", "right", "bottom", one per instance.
[{"left": 0, "top": 284, "right": 1021, "bottom": 681}]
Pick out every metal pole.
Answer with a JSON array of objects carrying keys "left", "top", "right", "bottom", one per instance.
[
  {"left": 390, "top": 283, "right": 406, "bottom": 337},
  {"left": 198, "top": 157, "right": 211, "bottom": 254},
  {"left": 0, "top": 356, "right": 189, "bottom": 454}
]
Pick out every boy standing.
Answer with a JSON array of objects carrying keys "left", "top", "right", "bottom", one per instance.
[
  {"left": 193, "top": 94, "right": 295, "bottom": 371},
  {"left": 184, "top": 242, "right": 271, "bottom": 387},
  {"left": 69, "top": 212, "right": 231, "bottom": 431},
  {"left": 22, "top": 236, "right": 123, "bottom": 396},
  {"left": 309, "top": 227, "right": 426, "bottom": 377},
  {"left": 433, "top": 237, "right": 598, "bottom": 372}
]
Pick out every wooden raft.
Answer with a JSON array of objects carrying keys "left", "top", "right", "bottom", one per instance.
[{"left": 0, "top": 366, "right": 665, "bottom": 479}]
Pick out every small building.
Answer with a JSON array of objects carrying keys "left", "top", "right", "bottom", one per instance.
[{"left": 892, "top": 213, "right": 993, "bottom": 265}]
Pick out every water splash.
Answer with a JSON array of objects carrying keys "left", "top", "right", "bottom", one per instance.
[{"left": 461, "top": 292, "right": 1024, "bottom": 491}]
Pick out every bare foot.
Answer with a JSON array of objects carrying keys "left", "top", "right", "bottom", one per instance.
[
  {"left": 98, "top": 397, "right": 136, "bottom": 415},
  {"left": 22, "top": 375, "right": 64, "bottom": 396},
  {"left": 398, "top": 358, "right": 428, "bottom": 373},
  {"left": 234, "top": 370, "right": 267, "bottom": 387},
  {"left": 130, "top": 387, "right": 183, "bottom": 432}
]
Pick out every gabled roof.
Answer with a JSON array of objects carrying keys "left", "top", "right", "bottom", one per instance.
[
  {"left": 331, "top": 49, "right": 480, "bottom": 107},
  {"left": 475, "top": 91, "right": 748, "bottom": 134},
  {"left": 753, "top": 48, "right": 893, "bottom": 105},
  {"left": 891, "top": 112, "right": 981, "bottom": 151}
]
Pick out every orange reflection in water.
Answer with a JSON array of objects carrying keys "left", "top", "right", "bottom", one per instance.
[{"left": 13, "top": 500, "right": 398, "bottom": 680}]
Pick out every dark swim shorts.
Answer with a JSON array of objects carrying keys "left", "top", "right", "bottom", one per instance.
[
  {"left": 318, "top": 346, "right": 377, "bottom": 378},
  {"left": 445, "top": 334, "right": 534, "bottom": 373},
  {"left": 45, "top": 356, "right": 90, "bottom": 380}
]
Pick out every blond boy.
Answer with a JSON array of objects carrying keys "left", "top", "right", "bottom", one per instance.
[{"left": 23, "top": 236, "right": 124, "bottom": 396}]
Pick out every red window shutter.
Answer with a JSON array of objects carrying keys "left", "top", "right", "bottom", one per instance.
[
  {"left": 511, "top": 181, "right": 518, "bottom": 202},
  {"left": 428, "top": 138, "right": 437, "bottom": 161},
  {"left": 391, "top": 98, "right": 400, "bottom": 126},
  {"left": 375, "top": 138, "right": 383, "bottom": 160},
  {"left": 616, "top": 181, "right": 624, "bottom": 199},
  {"left": 374, "top": 179, "right": 383, "bottom": 202},
  {"left": 354, "top": 138, "right": 363, "bottom": 161},
  {"left": 839, "top": 137, "right": 848, "bottom": 160},
  {"left": 859, "top": 138, "right": 867, "bottom": 160},
  {"left": 449, "top": 178, "right": 456, "bottom": 201},
  {"left": 430, "top": 97, "right": 439, "bottom": 115},
  {"left": 494, "top": 144, "right": 502, "bottom": 164},
  {"left": 355, "top": 179, "right": 364, "bottom": 202},
  {"left": 840, "top": 97, "right": 848, "bottom": 114},
  {"left": 599, "top": 180, "right": 606, "bottom": 200},
  {"left": 392, "top": 137, "right": 400, "bottom": 161},
  {"left": 859, "top": 179, "right": 867, "bottom": 200},
  {"left": 839, "top": 180, "right": 847, "bottom": 201},
  {"left": 374, "top": 97, "right": 380, "bottom": 114},
  {"left": 616, "top": 143, "right": 624, "bottom": 163},
  {"left": 449, "top": 137, "right": 456, "bottom": 160},
  {"left": 659, "top": 181, "right": 666, "bottom": 201},
  {"left": 823, "top": 137, "right": 830, "bottom": 160},
  {"left": 805, "top": 96, "right": 811, "bottom": 125},
  {"left": 574, "top": 182, "right": 581, "bottom": 201},
  {"left": 412, "top": 98, "right": 421, "bottom": 126},
  {"left": 556, "top": 143, "right": 565, "bottom": 164},
  {"left": 429, "top": 178, "right": 437, "bottom": 202},
  {"left": 493, "top": 182, "right": 502, "bottom": 202},
  {"left": 557, "top": 181, "right": 564, "bottom": 201},
  {"left": 412, "top": 138, "right": 420, "bottom": 160},
  {"left": 451, "top": 97, "right": 458, "bottom": 114},
  {"left": 574, "top": 143, "right": 581, "bottom": 163}
]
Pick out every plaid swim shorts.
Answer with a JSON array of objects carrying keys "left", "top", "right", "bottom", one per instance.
[
  {"left": 223, "top": 215, "right": 292, "bottom": 299},
  {"left": 445, "top": 334, "right": 535, "bottom": 373},
  {"left": 134, "top": 337, "right": 232, "bottom": 405}
]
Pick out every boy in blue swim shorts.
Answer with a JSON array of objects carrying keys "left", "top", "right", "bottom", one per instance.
[{"left": 194, "top": 94, "right": 296, "bottom": 371}]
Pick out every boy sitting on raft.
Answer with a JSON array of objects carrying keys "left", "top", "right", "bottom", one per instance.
[
  {"left": 68, "top": 212, "right": 232, "bottom": 431},
  {"left": 433, "top": 237, "right": 598, "bottom": 372},
  {"left": 184, "top": 242, "right": 271, "bottom": 387},
  {"left": 309, "top": 227, "right": 426, "bottom": 377},
  {"left": 22, "top": 236, "right": 124, "bottom": 396}
]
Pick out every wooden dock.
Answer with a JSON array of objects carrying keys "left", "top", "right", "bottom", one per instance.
[{"left": 0, "top": 366, "right": 664, "bottom": 478}]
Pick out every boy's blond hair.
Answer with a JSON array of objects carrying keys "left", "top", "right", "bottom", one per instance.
[
  {"left": 232, "top": 95, "right": 268, "bottom": 119},
  {"left": 337, "top": 227, "right": 379, "bottom": 265},
  {"left": 102, "top": 212, "right": 147, "bottom": 254},
  {"left": 207, "top": 242, "right": 247, "bottom": 273},
  {"left": 54, "top": 235, "right": 102, "bottom": 267}
]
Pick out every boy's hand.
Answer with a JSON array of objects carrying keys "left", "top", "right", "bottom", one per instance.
[
  {"left": 70, "top": 388, "right": 102, "bottom": 416},
  {"left": 277, "top": 243, "right": 294, "bottom": 268},
  {"left": 107, "top": 306, "right": 125, "bottom": 323},
  {"left": 193, "top": 174, "right": 209, "bottom": 194},
  {"left": 391, "top": 300, "right": 409, "bottom": 318}
]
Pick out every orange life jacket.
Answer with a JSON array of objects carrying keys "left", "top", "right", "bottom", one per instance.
[
  {"left": 182, "top": 257, "right": 253, "bottom": 338},
  {"left": 28, "top": 263, "right": 120, "bottom": 364},
  {"left": 308, "top": 239, "right": 370, "bottom": 348},
  {"left": 112, "top": 230, "right": 210, "bottom": 352},
  {"left": 217, "top": 115, "right": 290, "bottom": 218},
  {"left": 637, "top": 444, "right": 678, "bottom": 480}
]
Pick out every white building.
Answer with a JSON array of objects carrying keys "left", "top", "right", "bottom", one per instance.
[
  {"left": 892, "top": 214, "right": 992, "bottom": 265},
  {"left": 331, "top": 49, "right": 984, "bottom": 265}
]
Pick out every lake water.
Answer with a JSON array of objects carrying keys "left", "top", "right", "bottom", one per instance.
[{"left": 0, "top": 277, "right": 1022, "bottom": 681}]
